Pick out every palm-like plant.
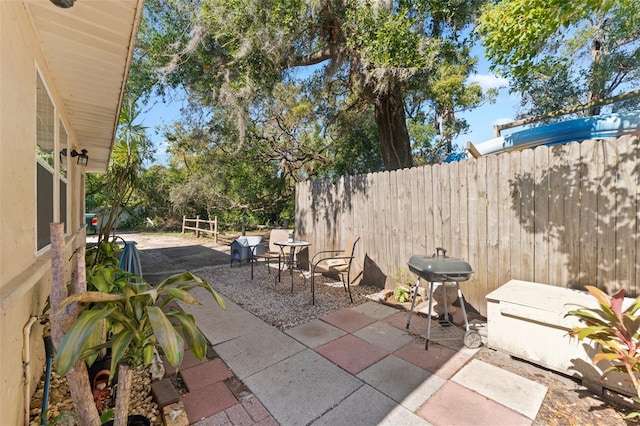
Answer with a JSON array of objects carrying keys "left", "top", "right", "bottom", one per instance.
[
  {"left": 55, "top": 270, "right": 225, "bottom": 426},
  {"left": 567, "top": 286, "right": 640, "bottom": 419},
  {"left": 96, "top": 96, "right": 152, "bottom": 243}
]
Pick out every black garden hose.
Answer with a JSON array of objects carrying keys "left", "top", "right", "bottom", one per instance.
[{"left": 41, "top": 335, "right": 54, "bottom": 425}]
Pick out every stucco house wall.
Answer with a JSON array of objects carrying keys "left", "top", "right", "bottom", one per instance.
[
  {"left": 0, "top": 5, "right": 85, "bottom": 425},
  {"left": 0, "top": 1, "right": 142, "bottom": 424}
]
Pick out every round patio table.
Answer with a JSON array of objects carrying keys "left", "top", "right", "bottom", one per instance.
[{"left": 274, "top": 240, "right": 311, "bottom": 293}]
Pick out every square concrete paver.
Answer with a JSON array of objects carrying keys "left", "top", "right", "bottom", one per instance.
[
  {"left": 243, "top": 349, "right": 362, "bottom": 426},
  {"left": 179, "top": 292, "right": 266, "bottom": 345},
  {"left": 353, "top": 321, "right": 414, "bottom": 353},
  {"left": 382, "top": 311, "right": 427, "bottom": 336},
  {"left": 417, "top": 381, "right": 531, "bottom": 426},
  {"left": 357, "top": 355, "right": 446, "bottom": 412},
  {"left": 315, "top": 334, "right": 389, "bottom": 375},
  {"left": 213, "top": 325, "right": 305, "bottom": 380},
  {"left": 285, "top": 318, "right": 346, "bottom": 348},
  {"left": 180, "top": 358, "right": 234, "bottom": 392},
  {"left": 452, "top": 359, "right": 547, "bottom": 419},
  {"left": 314, "top": 384, "right": 430, "bottom": 426},
  {"left": 393, "top": 339, "right": 474, "bottom": 379},
  {"left": 350, "top": 301, "right": 401, "bottom": 320},
  {"left": 320, "top": 308, "right": 376, "bottom": 333},
  {"left": 181, "top": 381, "right": 238, "bottom": 423}
]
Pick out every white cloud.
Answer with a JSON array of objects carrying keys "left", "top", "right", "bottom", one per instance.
[{"left": 469, "top": 73, "right": 509, "bottom": 91}]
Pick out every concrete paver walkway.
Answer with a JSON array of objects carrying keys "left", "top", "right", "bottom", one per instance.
[{"left": 162, "top": 287, "right": 547, "bottom": 425}]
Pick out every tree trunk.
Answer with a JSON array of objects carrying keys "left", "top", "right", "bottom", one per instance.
[
  {"left": 587, "top": 15, "right": 608, "bottom": 116},
  {"left": 374, "top": 84, "right": 413, "bottom": 170},
  {"left": 114, "top": 363, "right": 133, "bottom": 426},
  {"left": 50, "top": 224, "right": 101, "bottom": 426}
]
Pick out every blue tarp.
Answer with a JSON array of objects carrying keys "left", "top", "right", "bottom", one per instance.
[{"left": 118, "top": 241, "right": 142, "bottom": 281}]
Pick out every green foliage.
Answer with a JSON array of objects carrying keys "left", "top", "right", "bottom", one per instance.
[
  {"left": 55, "top": 271, "right": 225, "bottom": 379},
  {"left": 141, "top": 0, "right": 494, "bottom": 170},
  {"left": 478, "top": 0, "right": 639, "bottom": 118},
  {"left": 93, "top": 97, "right": 153, "bottom": 242},
  {"left": 394, "top": 286, "right": 411, "bottom": 303},
  {"left": 566, "top": 285, "right": 640, "bottom": 408},
  {"left": 477, "top": 0, "right": 618, "bottom": 79},
  {"left": 85, "top": 238, "right": 130, "bottom": 297}
]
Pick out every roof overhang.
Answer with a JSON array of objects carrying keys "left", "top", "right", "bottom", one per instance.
[{"left": 24, "top": 0, "right": 145, "bottom": 173}]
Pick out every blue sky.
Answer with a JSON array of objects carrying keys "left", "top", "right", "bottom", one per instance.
[{"left": 139, "top": 47, "right": 521, "bottom": 166}]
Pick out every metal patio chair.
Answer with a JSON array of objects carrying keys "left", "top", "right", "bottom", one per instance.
[
  {"left": 310, "top": 234, "right": 360, "bottom": 305},
  {"left": 255, "top": 229, "right": 291, "bottom": 274}
]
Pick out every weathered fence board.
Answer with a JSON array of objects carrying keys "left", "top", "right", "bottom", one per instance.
[
  {"left": 296, "top": 136, "right": 640, "bottom": 316},
  {"left": 181, "top": 215, "right": 218, "bottom": 242}
]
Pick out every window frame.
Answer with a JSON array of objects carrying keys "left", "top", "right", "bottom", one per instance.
[{"left": 36, "top": 68, "right": 71, "bottom": 254}]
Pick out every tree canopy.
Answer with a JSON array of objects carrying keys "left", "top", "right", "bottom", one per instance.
[
  {"left": 477, "top": 0, "right": 639, "bottom": 119},
  {"left": 141, "top": 0, "right": 491, "bottom": 170}
]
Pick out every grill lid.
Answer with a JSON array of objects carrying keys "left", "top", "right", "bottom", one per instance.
[{"left": 408, "top": 247, "right": 473, "bottom": 276}]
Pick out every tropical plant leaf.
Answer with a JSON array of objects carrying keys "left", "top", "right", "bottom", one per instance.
[
  {"left": 108, "top": 306, "right": 137, "bottom": 331},
  {"left": 164, "top": 287, "right": 200, "bottom": 305},
  {"left": 56, "top": 291, "right": 124, "bottom": 313},
  {"left": 169, "top": 311, "right": 208, "bottom": 360},
  {"left": 156, "top": 271, "right": 200, "bottom": 291},
  {"left": 593, "top": 352, "right": 622, "bottom": 363},
  {"left": 585, "top": 286, "right": 612, "bottom": 308},
  {"left": 610, "top": 288, "right": 626, "bottom": 319},
  {"left": 109, "top": 328, "right": 135, "bottom": 378},
  {"left": 83, "top": 318, "right": 107, "bottom": 367},
  {"left": 147, "top": 306, "right": 184, "bottom": 367},
  {"left": 55, "top": 306, "right": 116, "bottom": 376}
]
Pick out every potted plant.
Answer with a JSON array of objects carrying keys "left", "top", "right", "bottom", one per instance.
[{"left": 54, "top": 269, "right": 225, "bottom": 426}]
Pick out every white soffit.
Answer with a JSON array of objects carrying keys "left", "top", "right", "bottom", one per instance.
[{"left": 24, "top": 0, "right": 144, "bottom": 173}]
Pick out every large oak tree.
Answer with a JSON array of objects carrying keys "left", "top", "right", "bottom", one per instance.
[{"left": 141, "top": 0, "right": 486, "bottom": 170}]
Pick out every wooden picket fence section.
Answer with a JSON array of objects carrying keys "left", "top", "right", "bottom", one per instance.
[
  {"left": 295, "top": 136, "right": 639, "bottom": 316},
  {"left": 182, "top": 215, "right": 218, "bottom": 242}
]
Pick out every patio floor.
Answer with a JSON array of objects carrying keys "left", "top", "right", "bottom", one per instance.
[{"left": 159, "top": 293, "right": 545, "bottom": 425}]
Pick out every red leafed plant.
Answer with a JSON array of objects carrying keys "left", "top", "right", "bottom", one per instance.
[{"left": 566, "top": 286, "right": 640, "bottom": 417}]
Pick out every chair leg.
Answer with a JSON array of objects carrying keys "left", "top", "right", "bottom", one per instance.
[{"left": 311, "top": 269, "right": 315, "bottom": 305}]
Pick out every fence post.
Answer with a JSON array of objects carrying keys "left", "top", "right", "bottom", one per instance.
[
  {"left": 195, "top": 215, "right": 200, "bottom": 238},
  {"left": 214, "top": 216, "right": 218, "bottom": 244},
  {"left": 182, "top": 215, "right": 186, "bottom": 233}
]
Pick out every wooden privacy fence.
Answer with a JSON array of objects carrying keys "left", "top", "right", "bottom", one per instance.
[
  {"left": 295, "top": 136, "right": 639, "bottom": 316},
  {"left": 182, "top": 215, "right": 218, "bottom": 242}
]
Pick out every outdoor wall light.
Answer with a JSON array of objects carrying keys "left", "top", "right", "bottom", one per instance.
[
  {"left": 71, "top": 149, "right": 89, "bottom": 166},
  {"left": 49, "top": 0, "right": 75, "bottom": 8}
]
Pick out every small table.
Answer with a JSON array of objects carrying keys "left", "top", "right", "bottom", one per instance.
[{"left": 274, "top": 240, "right": 311, "bottom": 293}]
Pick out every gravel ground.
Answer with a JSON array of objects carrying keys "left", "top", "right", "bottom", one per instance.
[{"left": 192, "top": 261, "right": 381, "bottom": 330}]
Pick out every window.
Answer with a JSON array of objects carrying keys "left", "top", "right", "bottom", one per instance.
[
  {"left": 59, "top": 120, "right": 68, "bottom": 234},
  {"left": 36, "top": 73, "right": 55, "bottom": 251}
]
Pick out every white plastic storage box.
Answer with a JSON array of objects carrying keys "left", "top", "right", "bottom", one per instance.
[{"left": 486, "top": 280, "right": 636, "bottom": 397}]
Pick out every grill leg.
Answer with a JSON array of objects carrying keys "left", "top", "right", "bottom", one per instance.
[
  {"left": 456, "top": 282, "right": 471, "bottom": 332},
  {"left": 405, "top": 279, "right": 421, "bottom": 329},
  {"left": 425, "top": 281, "right": 435, "bottom": 350}
]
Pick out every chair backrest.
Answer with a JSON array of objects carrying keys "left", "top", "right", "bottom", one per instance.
[
  {"left": 343, "top": 234, "right": 360, "bottom": 259},
  {"left": 268, "top": 229, "right": 291, "bottom": 253}
]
